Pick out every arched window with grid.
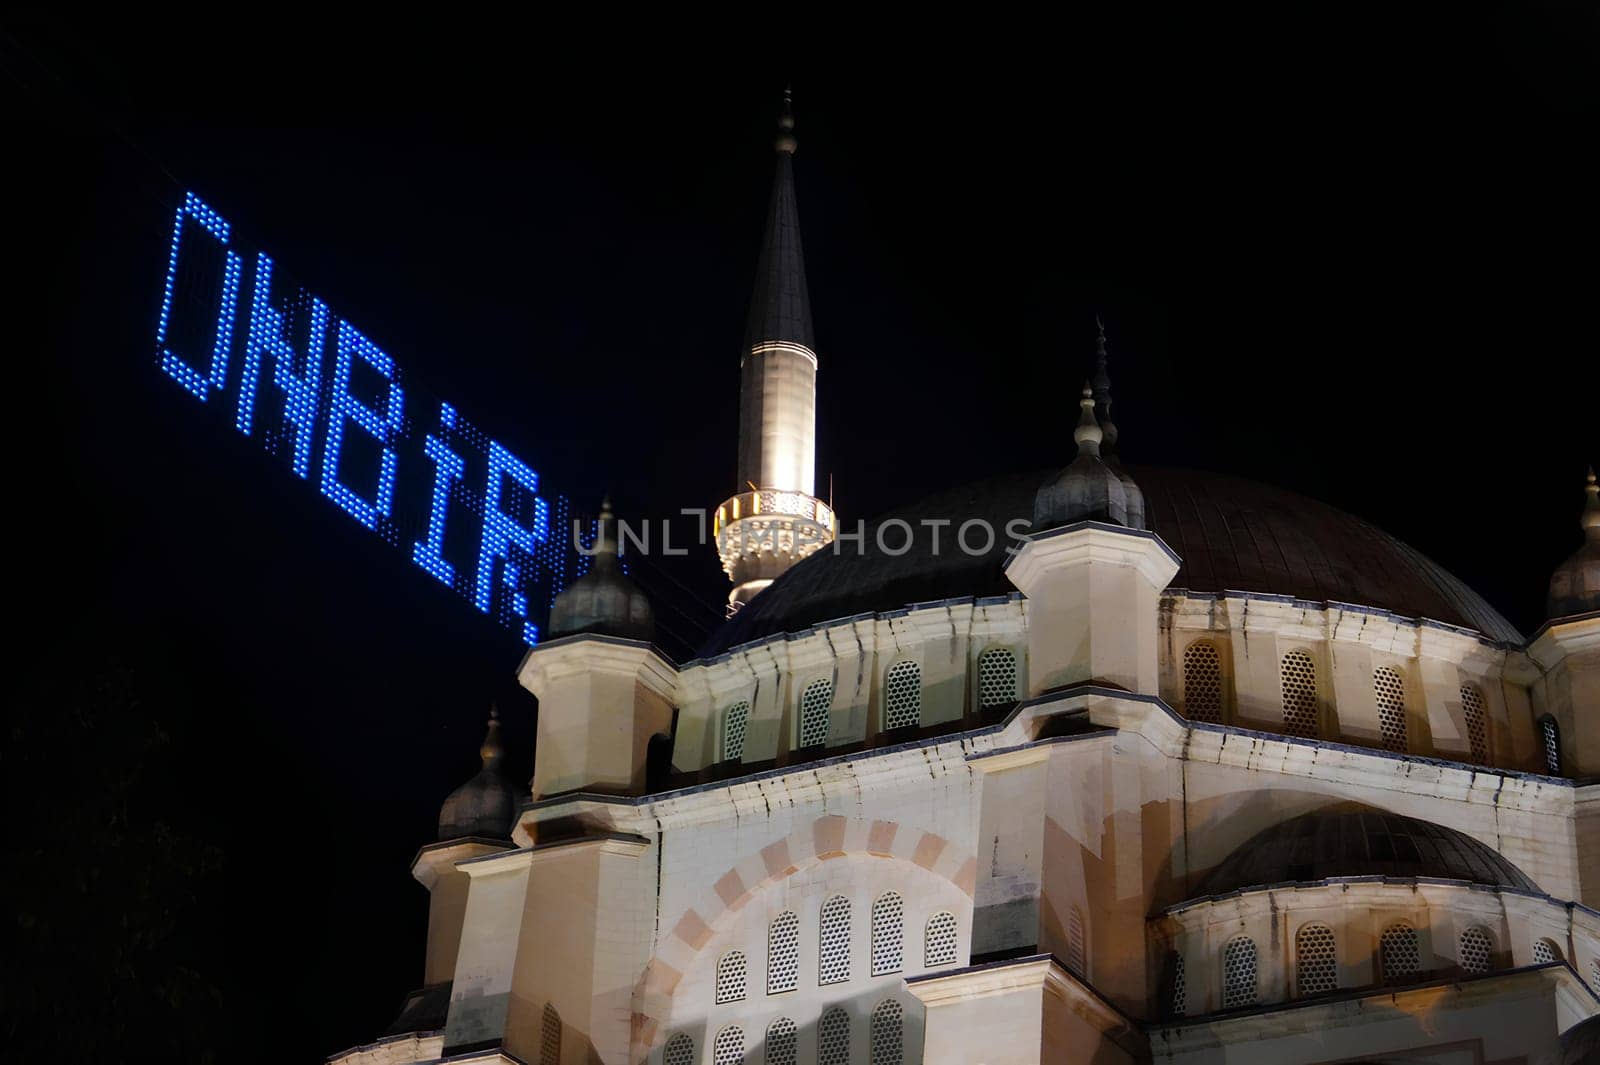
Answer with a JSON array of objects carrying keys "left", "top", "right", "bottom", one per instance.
[
  {"left": 1460, "top": 684, "right": 1489, "bottom": 764},
  {"left": 767, "top": 911, "right": 799, "bottom": 994},
  {"left": 764, "top": 1018, "right": 797, "bottom": 1065},
  {"left": 870, "top": 999, "right": 903, "bottom": 1065},
  {"left": 818, "top": 1007, "right": 850, "bottom": 1065},
  {"left": 1281, "top": 650, "right": 1319, "bottom": 738},
  {"left": 1380, "top": 922, "right": 1421, "bottom": 985},
  {"left": 1169, "top": 951, "right": 1187, "bottom": 1017},
  {"left": 1295, "top": 923, "right": 1338, "bottom": 996},
  {"left": 663, "top": 1033, "right": 693, "bottom": 1065},
  {"left": 722, "top": 700, "right": 751, "bottom": 762},
  {"left": 1459, "top": 926, "right": 1493, "bottom": 974},
  {"left": 1374, "top": 667, "right": 1408, "bottom": 752},
  {"left": 1533, "top": 938, "right": 1563, "bottom": 965},
  {"left": 798, "top": 678, "right": 833, "bottom": 748},
  {"left": 713, "top": 1025, "right": 743, "bottom": 1065},
  {"left": 1065, "top": 905, "right": 1087, "bottom": 977},
  {"left": 715, "top": 951, "right": 747, "bottom": 1004},
  {"left": 977, "top": 647, "right": 1018, "bottom": 708},
  {"left": 871, "top": 892, "right": 904, "bottom": 976},
  {"left": 540, "top": 1004, "right": 562, "bottom": 1065},
  {"left": 1222, "top": 936, "right": 1257, "bottom": 1008},
  {"left": 1539, "top": 717, "right": 1562, "bottom": 775},
  {"left": 819, "top": 895, "right": 851, "bottom": 985},
  {"left": 925, "top": 911, "right": 958, "bottom": 967},
  {"left": 1183, "top": 641, "right": 1223, "bottom": 723},
  {"left": 883, "top": 660, "right": 922, "bottom": 730}
]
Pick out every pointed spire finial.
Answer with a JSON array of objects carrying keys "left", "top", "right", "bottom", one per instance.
[
  {"left": 593, "top": 496, "right": 620, "bottom": 565},
  {"left": 1583, "top": 466, "right": 1599, "bottom": 540},
  {"left": 775, "top": 86, "right": 797, "bottom": 153},
  {"left": 480, "top": 704, "right": 505, "bottom": 767},
  {"left": 1073, "top": 382, "right": 1103, "bottom": 457},
  {"left": 1089, "top": 316, "right": 1118, "bottom": 453}
]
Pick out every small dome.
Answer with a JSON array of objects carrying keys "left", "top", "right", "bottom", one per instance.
[
  {"left": 437, "top": 708, "right": 517, "bottom": 841},
  {"left": 1547, "top": 467, "right": 1599, "bottom": 620},
  {"left": 1192, "top": 805, "right": 1538, "bottom": 899},
  {"left": 548, "top": 499, "right": 655, "bottom": 642},
  {"left": 1034, "top": 384, "right": 1142, "bottom": 530}
]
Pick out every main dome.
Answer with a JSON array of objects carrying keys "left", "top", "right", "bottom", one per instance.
[{"left": 700, "top": 465, "right": 1522, "bottom": 655}]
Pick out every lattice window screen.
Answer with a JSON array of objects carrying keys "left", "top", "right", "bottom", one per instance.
[
  {"left": 1184, "top": 641, "right": 1223, "bottom": 723},
  {"left": 1066, "top": 906, "right": 1087, "bottom": 977},
  {"left": 799, "top": 679, "right": 833, "bottom": 747},
  {"left": 1281, "top": 650, "right": 1319, "bottom": 737},
  {"left": 977, "top": 648, "right": 1018, "bottom": 707},
  {"left": 1460, "top": 685, "right": 1489, "bottom": 763},
  {"left": 1459, "top": 926, "right": 1492, "bottom": 974},
  {"left": 713, "top": 1025, "right": 743, "bottom": 1065},
  {"left": 765, "top": 1018, "right": 797, "bottom": 1065},
  {"left": 1222, "top": 937, "right": 1258, "bottom": 1008},
  {"left": 1381, "top": 923, "right": 1421, "bottom": 985},
  {"left": 1170, "top": 952, "right": 1187, "bottom": 1017},
  {"left": 541, "top": 1004, "right": 562, "bottom": 1065},
  {"left": 723, "top": 701, "right": 751, "bottom": 762},
  {"left": 1295, "top": 923, "right": 1338, "bottom": 996},
  {"left": 870, "top": 999, "right": 903, "bottom": 1065},
  {"left": 1590, "top": 959, "right": 1600, "bottom": 995},
  {"left": 1375, "top": 667, "right": 1408, "bottom": 751},
  {"left": 871, "top": 893, "right": 905, "bottom": 976},
  {"left": 663, "top": 1033, "right": 693, "bottom": 1065},
  {"left": 767, "top": 911, "right": 799, "bottom": 994},
  {"left": 819, "top": 896, "right": 851, "bottom": 985},
  {"left": 818, "top": 1007, "right": 851, "bottom": 1065},
  {"left": 1533, "top": 938, "right": 1562, "bottom": 965},
  {"left": 883, "top": 661, "right": 922, "bottom": 729},
  {"left": 715, "top": 951, "right": 747, "bottom": 1004},
  {"left": 925, "top": 911, "right": 958, "bottom": 967},
  {"left": 1541, "top": 718, "right": 1562, "bottom": 774}
]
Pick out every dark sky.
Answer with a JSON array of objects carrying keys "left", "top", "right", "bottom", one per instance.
[{"left": 5, "top": 11, "right": 1596, "bottom": 1063}]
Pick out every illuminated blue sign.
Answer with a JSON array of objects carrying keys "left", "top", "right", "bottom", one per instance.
[{"left": 156, "top": 191, "right": 593, "bottom": 645}]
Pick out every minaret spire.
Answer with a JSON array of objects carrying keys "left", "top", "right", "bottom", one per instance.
[{"left": 715, "top": 89, "right": 836, "bottom": 613}]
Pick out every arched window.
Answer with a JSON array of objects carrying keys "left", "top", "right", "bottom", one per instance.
[
  {"left": 871, "top": 892, "right": 905, "bottom": 976},
  {"left": 819, "top": 895, "right": 851, "bottom": 985},
  {"left": 977, "top": 647, "right": 1018, "bottom": 708},
  {"left": 540, "top": 1003, "right": 562, "bottom": 1065},
  {"left": 765, "top": 1018, "right": 797, "bottom": 1065},
  {"left": 663, "top": 1033, "right": 694, "bottom": 1065},
  {"left": 798, "top": 679, "right": 833, "bottom": 748},
  {"left": 1458, "top": 926, "right": 1493, "bottom": 974},
  {"left": 818, "top": 1006, "right": 851, "bottom": 1065},
  {"left": 1281, "top": 649, "right": 1319, "bottom": 738},
  {"left": 1533, "top": 938, "right": 1563, "bottom": 965},
  {"left": 1460, "top": 684, "right": 1489, "bottom": 764},
  {"left": 1374, "top": 667, "right": 1408, "bottom": 752},
  {"left": 1296, "top": 923, "right": 1338, "bottom": 996},
  {"left": 1065, "top": 905, "right": 1087, "bottom": 977},
  {"left": 1169, "top": 951, "right": 1187, "bottom": 1017},
  {"left": 1539, "top": 717, "right": 1562, "bottom": 775},
  {"left": 1183, "top": 641, "right": 1223, "bottom": 723},
  {"left": 925, "top": 911, "right": 959, "bottom": 967},
  {"left": 870, "top": 999, "right": 904, "bottom": 1065},
  {"left": 1222, "top": 936, "right": 1258, "bottom": 1008},
  {"left": 722, "top": 700, "right": 751, "bottom": 762},
  {"left": 767, "top": 911, "right": 799, "bottom": 994},
  {"left": 1380, "top": 922, "right": 1420, "bottom": 985},
  {"left": 715, "top": 950, "right": 747, "bottom": 1004},
  {"left": 713, "top": 1025, "right": 743, "bottom": 1065},
  {"left": 883, "top": 660, "right": 922, "bottom": 730}
]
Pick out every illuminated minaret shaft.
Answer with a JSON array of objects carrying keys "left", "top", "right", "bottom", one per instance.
[{"left": 715, "top": 90, "right": 835, "bottom": 612}]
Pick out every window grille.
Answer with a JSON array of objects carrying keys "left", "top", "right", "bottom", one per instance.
[
  {"left": 663, "top": 1033, "right": 693, "bottom": 1065},
  {"left": 799, "top": 679, "right": 833, "bottom": 747},
  {"left": 1066, "top": 906, "right": 1087, "bottom": 977},
  {"left": 715, "top": 951, "right": 747, "bottom": 1004},
  {"left": 1375, "top": 667, "right": 1408, "bottom": 752},
  {"left": 977, "top": 648, "right": 1018, "bottom": 707},
  {"left": 1295, "top": 923, "right": 1338, "bottom": 996},
  {"left": 924, "top": 911, "right": 958, "bottom": 967},
  {"left": 883, "top": 661, "right": 922, "bottom": 730},
  {"left": 713, "top": 1025, "right": 743, "bottom": 1065},
  {"left": 1458, "top": 926, "right": 1492, "bottom": 974},
  {"left": 541, "top": 1004, "right": 562, "bottom": 1065},
  {"left": 1222, "top": 937, "right": 1257, "bottom": 1008},
  {"left": 764, "top": 1018, "right": 797, "bottom": 1065},
  {"left": 870, "top": 999, "right": 903, "bottom": 1065},
  {"left": 767, "top": 911, "right": 799, "bottom": 994},
  {"left": 723, "top": 701, "right": 751, "bottom": 761},
  {"left": 1380, "top": 922, "right": 1420, "bottom": 985},
  {"left": 1281, "top": 650, "right": 1319, "bottom": 738},
  {"left": 1184, "top": 641, "right": 1223, "bottom": 723},
  {"left": 819, "top": 896, "right": 851, "bottom": 985},
  {"left": 1590, "top": 959, "right": 1600, "bottom": 995},
  {"left": 1460, "top": 685, "right": 1489, "bottom": 764},
  {"left": 1533, "top": 938, "right": 1562, "bottom": 965},
  {"left": 1540, "top": 717, "right": 1562, "bottom": 774},
  {"left": 818, "top": 1007, "right": 850, "bottom": 1065},
  {"left": 1170, "top": 952, "right": 1187, "bottom": 1017},
  {"left": 871, "top": 893, "right": 905, "bottom": 976}
]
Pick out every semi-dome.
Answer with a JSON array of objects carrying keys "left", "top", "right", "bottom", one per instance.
[
  {"left": 701, "top": 465, "right": 1522, "bottom": 655},
  {"left": 1191, "top": 805, "right": 1539, "bottom": 899}
]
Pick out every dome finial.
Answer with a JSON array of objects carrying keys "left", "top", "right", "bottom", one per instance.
[
  {"left": 437, "top": 703, "right": 517, "bottom": 841},
  {"left": 1584, "top": 466, "right": 1599, "bottom": 540},
  {"left": 1073, "top": 381, "right": 1103, "bottom": 456},
  {"left": 775, "top": 86, "right": 797, "bottom": 153},
  {"left": 480, "top": 705, "right": 505, "bottom": 767}
]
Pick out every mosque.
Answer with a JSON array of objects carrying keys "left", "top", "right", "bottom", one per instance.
[{"left": 329, "top": 93, "right": 1600, "bottom": 1065}]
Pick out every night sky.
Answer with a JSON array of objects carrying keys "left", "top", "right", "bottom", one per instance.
[{"left": 5, "top": 12, "right": 1596, "bottom": 1063}]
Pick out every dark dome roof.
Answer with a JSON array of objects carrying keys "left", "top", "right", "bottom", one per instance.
[
  {"left": 437, "top": 712, "right": 517, "bottom": 841},
  {"left": 1192, "top": 805, "right": 1539, "bottom": 898},
  {"left": 700, "top": 465, "right": 1522, "bottom": 656}
]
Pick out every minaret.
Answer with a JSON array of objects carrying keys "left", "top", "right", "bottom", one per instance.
[{"left": 714, "top": 89, "right": 836, "bottom": 612}]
